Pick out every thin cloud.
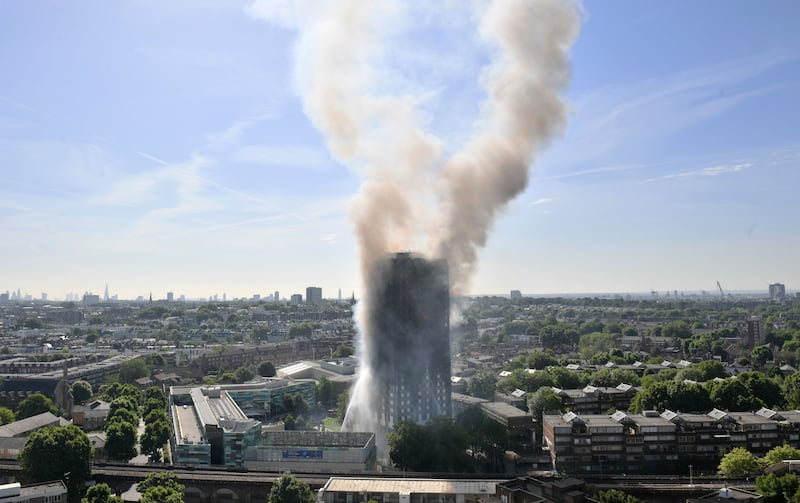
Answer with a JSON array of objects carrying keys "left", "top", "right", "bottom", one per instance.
[
  {"left": 232, "top": 144, "right": 331, "bottom": 170},
  {"left": 540, "top": 52, "right": 793, "bottom": 177},
  {"left": 204, "top": 111, "right": 278, "bottom": 151},
  {"left": 640, "top": 163, "right": 752, "bottom": 184},
  {"left": 135, "top": 150, "right": 170, "bottom": 166},
  {"left": 531, "top": 197, "right": 554, "bottom": 205}
]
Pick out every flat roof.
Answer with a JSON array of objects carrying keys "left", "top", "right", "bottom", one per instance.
[
  {"left": 173, "top": 404, "right": 204, "bottom": 444},
  {"left": 323, "top": 478, "right": 502, "bottom": 495}
]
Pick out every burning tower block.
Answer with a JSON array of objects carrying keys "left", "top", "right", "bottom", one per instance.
[{"left": 366, "top": 253, "right": 451, "bottom": 429}]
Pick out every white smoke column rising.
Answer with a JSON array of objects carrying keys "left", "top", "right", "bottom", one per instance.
[
  {"left": 248, "top": 0, "right": 580, "bottom": 438},
  {"left": 435, "top": 0, "right": 580, "bottom": 297}
]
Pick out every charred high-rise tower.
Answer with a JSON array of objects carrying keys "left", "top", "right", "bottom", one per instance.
[{"left": 365, "top": 253, "right": 451, "bottom": 429}]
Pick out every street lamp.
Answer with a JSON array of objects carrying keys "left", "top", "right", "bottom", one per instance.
[{"left": 689, "top": 464, "right": 694, "bottom": 487}]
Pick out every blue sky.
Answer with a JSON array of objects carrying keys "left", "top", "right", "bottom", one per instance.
[{"left": 1, "top": 1, "right": 798, "bottom": 300}]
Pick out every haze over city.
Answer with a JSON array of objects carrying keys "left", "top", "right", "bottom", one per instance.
[{"left": 1, "top": 1, "right": 798, "bottom": 301}]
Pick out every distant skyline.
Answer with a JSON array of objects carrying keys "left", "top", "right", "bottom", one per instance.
[{"left": 1, "top": 1, "right": 798, "bottom": 300}]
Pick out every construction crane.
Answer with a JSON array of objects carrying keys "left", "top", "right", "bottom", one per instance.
[{"left": 717, "top": 281, "right": 725, "bottom": 297}]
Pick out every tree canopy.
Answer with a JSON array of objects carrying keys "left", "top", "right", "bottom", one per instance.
[
  {"left": 718, "top": 447, "right": 761, "bottom": 478},
  {"left": 15, "top": 393, "right": 58, "bottom": 420},
  {"left": 19, "top": 425, "right": 93, "bottom": 501},
  {"left": 71, "top": 381, "right": 93, "bottom": 404},
  {"left": 82, "top": 483, "right": 123, "bottom": 503},
  {"left": 269, "top": 472, "right": 314, "bottom": 503},
  {"left": 138, "top": 472, "right": 185, "bottom": 503}
]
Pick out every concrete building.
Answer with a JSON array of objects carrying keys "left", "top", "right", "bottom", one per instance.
[
  {"left": 305, "top": 287, "right": 322, "bottom": 305},
  {"left": 368, "top": 253, "right": 451, "bottom": 429},
  {"left": 170, "top": 381, "right": 377, "bottom": 470},
  {"left": 170, "top": 386, "right": 262, "bottom": 467},
  {"left": 769, "top": 283, "right": 786, "bottom": 303},
  {"left": 244, "top": 430, "right": 376, "bottom": 472},
  {"left": 543, "top": 408, "right": 800, "bottom": 475},
  {"left": 549, "top": 384, "right": 638, "bottom": 415},
  {"left": 290, "top": 294, "right": 303, "bottom": 306},
  {"left": 0, "top": 482, "right": 67, "bottom": 503},
  {"left": 317, "top": 478, "right": 503, "bottom": 503},
  {"left": 479, "top": 402, "right": 536, "bottom": 453}
]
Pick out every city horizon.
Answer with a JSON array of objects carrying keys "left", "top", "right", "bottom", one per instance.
[{"left": 1, "top": 283, "right": 793, "bottom": 304}]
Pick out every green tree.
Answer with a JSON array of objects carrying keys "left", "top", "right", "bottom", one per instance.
[
  {"left": 0, "top": 407, "right": 15, "bottom": 425},
  {"left": 332, "top": 344, "right": 354, "bottom": 358},
  {"left": 141, "top": 418, "right": 171, "bottom": 460},
  {"left": 388, "top": 420, "right": 433, "bottom": 471},
  {"left": 138, "top": 473, "right": 184, "bottom": 503},
  {"left": 707, "top": 379, "right": 765, "bottom": 412},
  {"left": 752, "top": 345, "right": 774, "bottom": 369},
  {"left": 316, "top": 377, "right": 333, "bottom": 407},
  {"left": 15, "top": 393, "right": 58, "bottom": 420},
  {"left": 99, "top": 383, "right": 141, "bottom": 403},
  {"left": 578, "top": 332, "right": 618, "bottom": 361},
  {"left": 140, "top": 487, "right": 184, "bottom": 503},
  {"left": 784, "top": 373, "right": 800, "bottom": 408},
  {"left": 82, "top": 483, "right": 123, "bottom": 503},
  {"left": 662, "top": 320, "right": 692, "bottom": 340},
  {"left": 596, "top": 489, "right": 646, "bottom": 503},
  {"left": 19, "top": 425, "right": 92, "bottom": 501},
  {"left": 676, "top": 360, "right": 727, "bottom": 382},
  {"left": 762, "top": 444, "right": 800, "bottom": 468},
  {"left": 629, "top": 381, "right": 711, "bottom": 413},
  {"left": 426, "top": 416, "right": 471, "bottom": 472},
  {"left": 756, "top": 473, "right": 800, "bottom": 503},
  {"left": 235, "top": 366, "right": 254, "bottom": 383},
  {"left": 71, "top": 381, "right": 93, "bottom": 405},
  {"left": 737, "top": 372, "right": 784, "bottom": 409},
  {"left": 118, "top": 358, "right": 150, "bottom": 384},
  {"left": 467, "top": 370, "right": 497, "bottom": 399},
  {"left": 718, "top": 447, "right": 761, "bottom": 478},
  {"left": 144, "top": 386, "right": 166, "bottom": 404},
  {"left": 105, "top": 421, "right": 138, "bottom": 461},
  {"left": 336, "top": 390, "right": 349, "bottom": 423},
  {"left": 268, "top": 472, "right": 314, "bottom": 503},
  {"left": 258, "top": 361, "right": 277, "bottom": 377}
]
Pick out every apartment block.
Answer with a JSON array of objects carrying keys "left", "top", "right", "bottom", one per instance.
[{"left": 543, "top": 408, "right": 800, "bottom": 475}]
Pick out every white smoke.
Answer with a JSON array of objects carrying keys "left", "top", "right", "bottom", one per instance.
[{"left": 249, "top": 0, "right": 580, "bottom": 441}]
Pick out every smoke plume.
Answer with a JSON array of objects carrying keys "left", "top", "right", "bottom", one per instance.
[{"left": 250, "top": 0, "right": 580, "bottom": 439}]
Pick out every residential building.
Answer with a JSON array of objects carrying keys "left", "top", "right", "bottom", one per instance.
[
  {"left": 542, "top": 408, "right": 800, "bottom": 475},
  {"left": 769, "top": 283, "right": 786, "bottom": 303},
  {"left": 71, "top": 400, "right": 111, "bottom": 431},
  {"left": 0, "top": 482, "right": 67, "bottom": 503},
  {"left": 290, "top": 294, "right": 303, "bottom": 306},
  {"left": 305, "top": 287, "right": 322, "bottom": 305},
  {"left": 550, "top": 384, "right": 638, "bottom": 415},
  {"left": 367, "top": 253, "right": 451, "bottom": 429}
]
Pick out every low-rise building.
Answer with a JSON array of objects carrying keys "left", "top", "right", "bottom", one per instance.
[
  {"left": 318, "top": 477, "right": 503, "bottom": 503},
  {"left": 72, "top": 400, "right": 111, "bottom": 431},
  {"left": 543, "top": 407, "right": 800, "bottom": 475},
  {"left": 244, "top": 430, "right": 375, "bottom": 472},
  {"left": 0, "top": 481, "right": 67, "bottom": 503}
]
